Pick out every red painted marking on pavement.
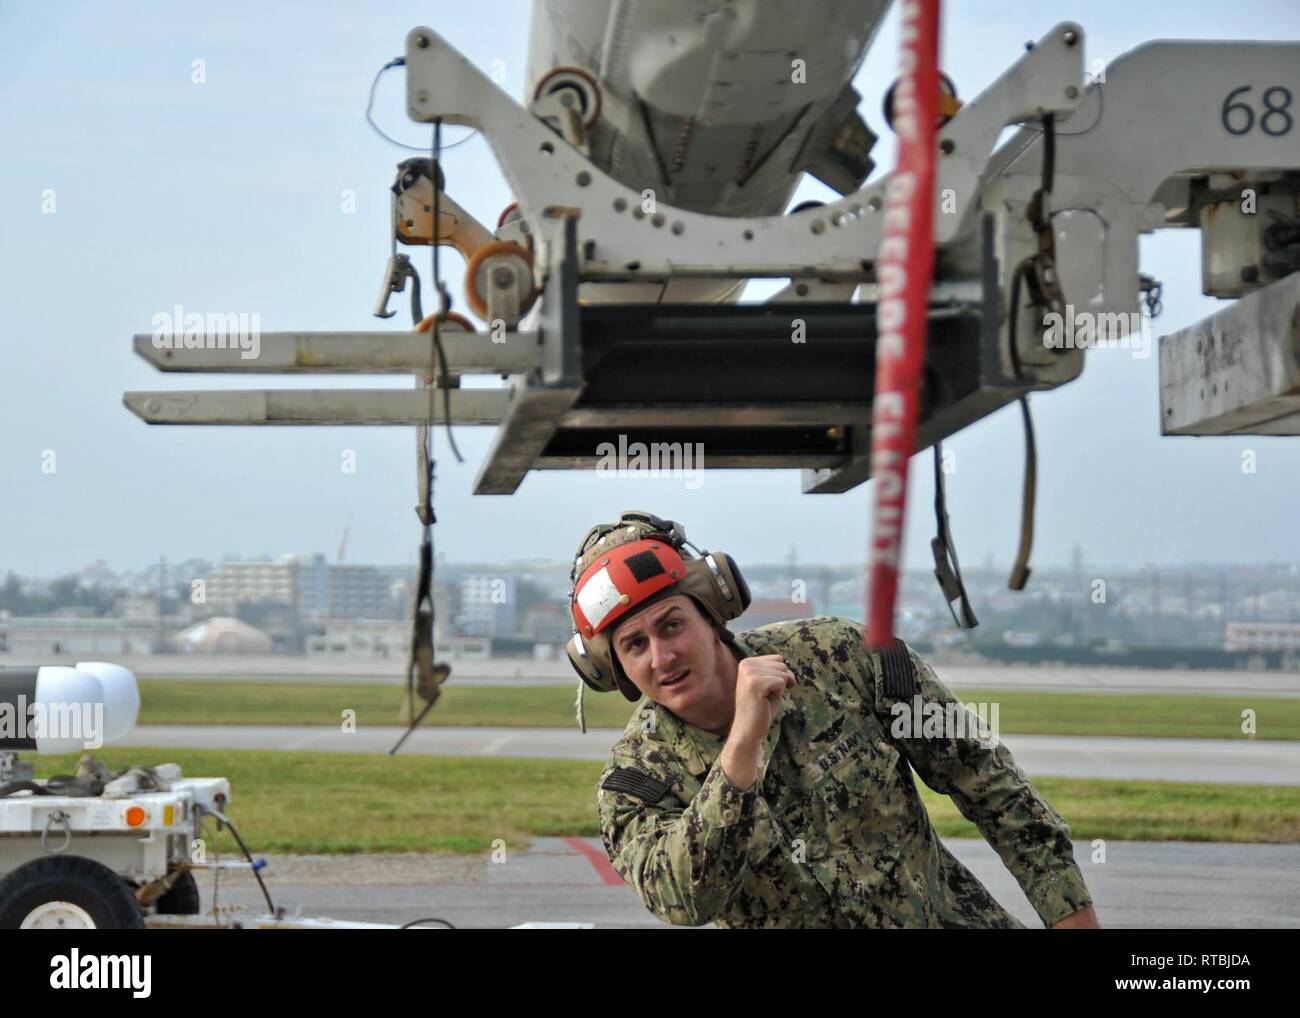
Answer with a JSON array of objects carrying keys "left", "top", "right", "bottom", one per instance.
[{"left": 563, "top": 836, "right": 624, "bottom": 886}]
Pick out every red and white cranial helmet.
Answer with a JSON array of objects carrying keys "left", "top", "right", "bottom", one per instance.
[
  {"left": 567, "top": 511, "right": 750, "bottom": 700},
  {"left": 572, "top": 537, "right": 688, "bottom": 639}
]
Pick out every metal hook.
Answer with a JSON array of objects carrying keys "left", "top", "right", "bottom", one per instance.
[{"left": 42, "top": 810, "right": 72, "bottom": 853}]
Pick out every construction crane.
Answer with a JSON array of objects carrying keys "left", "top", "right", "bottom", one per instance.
[{"left": 337, "top": 515, "right": 352, "bottom": 566}]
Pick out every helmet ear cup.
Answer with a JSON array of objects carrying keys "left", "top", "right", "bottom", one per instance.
[
  {"left": 721, "top": 552, "right": 752, "bottom": 612},
  {"left": 567, "top": 633, "right": 612, "bottom": 692},
  {"left": 567, "top": 631, "right": 642, "bottom": 701},
  {"left": 703, "top": 551, "right": 751, "bottom": 619}
]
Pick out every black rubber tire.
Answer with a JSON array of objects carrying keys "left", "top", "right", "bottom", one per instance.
[
  {"left": 0, "top": 855, "right": 145, "bottom": 929},
  {"left": 152, "top": 870, "right": 201, "bottom": 915}
]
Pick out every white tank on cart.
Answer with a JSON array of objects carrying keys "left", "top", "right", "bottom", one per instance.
[
  {"left": 76, "top": 661, "right": 141, "bottom": 744},
  {"left": 0, "top": 662, "right": 139, "bottom": 753}
]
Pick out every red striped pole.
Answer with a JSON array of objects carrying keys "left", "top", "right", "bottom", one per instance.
[{"left": 866, "top": 0, "right": 942, "bottom": 650}]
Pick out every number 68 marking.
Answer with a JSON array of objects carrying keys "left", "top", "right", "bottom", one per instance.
[{"left": 1222, "top": 85, "right": 1293, "bottom": 136}]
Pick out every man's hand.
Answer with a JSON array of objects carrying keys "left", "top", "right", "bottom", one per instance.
[
  {"left": 721, "top": 655, "right": 795, "bottom": 791},
  {"left": 1051, "top": 905, "right": 1101, "bottom": 928}
]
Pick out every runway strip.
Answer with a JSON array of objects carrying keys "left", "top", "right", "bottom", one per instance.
[
  {"left": 116, "top": 724, "right": 1300, "bottom": 785},
  {"left": 196, "top": 837, "right": 1300, "bottom": 929},
  {"left": 9, "top": 654, "right": 1299, "bottom": 696}
]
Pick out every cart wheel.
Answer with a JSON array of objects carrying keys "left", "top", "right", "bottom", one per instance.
[
  {"left": 152, "top": 870, "right": 201, "bottom": 915},
  {"left": 0, "top": 855, "right": 145, "bottom": 929}
]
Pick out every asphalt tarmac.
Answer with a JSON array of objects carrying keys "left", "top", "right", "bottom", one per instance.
[
  {"left": 86, "top": 658, "right": 1296, "bottom": 928},
  {"left": 197, "top": 836, "right": 1300, "bottom": 929}
]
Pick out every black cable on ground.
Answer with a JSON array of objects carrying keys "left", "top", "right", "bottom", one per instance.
[
  {"left": 399, "top": 916, "right": 457, "bottom": 929},
  {"left": 200, "top": 805, "right": 276, "bottom": 917}
]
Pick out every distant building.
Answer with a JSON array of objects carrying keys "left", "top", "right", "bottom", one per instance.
[
  {"left": 306, "top": 620, "right": 409, "bottom": 659},
  {"left": 305, "top": 622, "right": 499, "bottom": 661},
  {"left": 173, "top": 617, "right": 274, "bottom": 655},
  {"left": 1224, "top": 621, "right": 1300, "bottom": 653},
  {"left": 233, "top": 601, "right": 300, "bottom": 653},
  {"left": 191, "top": 556, "right": 305, "bottom": 650},
  {"left": 0, "top": 616, "right": 157, "bottom": 656},
  {"left": 432, "top": 582, "right": 455, "bottom": 642},
  {"left": 326, "top": 565, "right": 396, "bottom": 620},
  {"left": 520, "top": 600, "right": 570, "bottom": 643},
  {"left": 291, "top": 553, "right": 329, "bottom": 618},
  {"left": 112, "top": 593, "right": 199, "bottom": 627},
  {"left": 206, "top": 558, "right": 298, "bottom": 612},
  {"left": 113, "top": 594, "right": 163, "bottom": 621},
  {"left": 435, "top": 636, "right": 491, "bottom": 660},
  {"left": 459, "top": 575, "right": 518, "bottom": 637}
]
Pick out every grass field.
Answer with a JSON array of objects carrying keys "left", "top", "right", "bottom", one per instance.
[
  {"left": 31, "top": 747, "right": 1300, "bottom": 854},
  {"left": 135, "top": 680, "right": 1297, "bottom": 741}
]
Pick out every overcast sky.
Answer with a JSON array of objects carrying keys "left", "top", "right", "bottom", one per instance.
[{"left": 2, "top": 0, "right": 1298, "bottom": 583}]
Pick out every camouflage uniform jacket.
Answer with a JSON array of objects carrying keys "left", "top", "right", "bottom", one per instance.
[{"left": 596, "top": 617, "right": 1093, "bottom": 928}]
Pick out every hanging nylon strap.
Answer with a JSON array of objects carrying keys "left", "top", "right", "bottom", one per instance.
[
  {"left": 391, "top": 118, "right": 456, "bottom": 754},
  {"left": 930, "top": 441, "right": 979, "bottom": 628}
]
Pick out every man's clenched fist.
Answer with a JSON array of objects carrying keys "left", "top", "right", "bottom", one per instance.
[{"left": 722, "top": 655, "right": 796, "bottom": 790}]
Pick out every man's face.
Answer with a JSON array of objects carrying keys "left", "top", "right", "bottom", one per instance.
[{"left": 610, "top": 594, "right": 723, "bottom": 715}]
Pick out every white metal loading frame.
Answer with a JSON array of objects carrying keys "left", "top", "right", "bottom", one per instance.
[{"left": 124, "top": 25, "right": 1300, "bottom": 493}]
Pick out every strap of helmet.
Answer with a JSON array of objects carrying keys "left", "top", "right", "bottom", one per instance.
[{"left": 569, "top": 511, "right": 690, "bottom": 584}]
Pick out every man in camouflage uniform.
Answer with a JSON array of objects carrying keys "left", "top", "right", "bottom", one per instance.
[{"left": 566, "top": 511, "right": 1099, "bottom": 929}]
